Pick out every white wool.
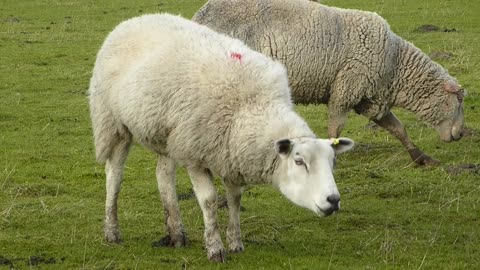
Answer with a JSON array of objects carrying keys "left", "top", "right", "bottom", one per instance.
[{"left": 89, "top": 14, "right": 314, "bottom": 184}]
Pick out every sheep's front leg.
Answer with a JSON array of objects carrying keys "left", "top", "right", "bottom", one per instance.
[
  {"left": 225, "top": 183, "right": 244, "bottom": 253},
  {"left": 373, "top": 111, "right": 440, "bottom": 166},
  {"left": 327, "top": 77, "right": 354, "bottom": 138},
  {"left": 155, "top": 155, "right": 186, "bottom": 247},
  {"left": 187, "top": 167, "right": 226, "bottom": 262},
  {"left": 327, "top": 108, "right": 349, "bottom": 138},
  {"left": 104, "top": 138, "right": 131, "bottom": 243}
]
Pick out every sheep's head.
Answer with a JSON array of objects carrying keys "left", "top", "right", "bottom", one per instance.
[
  {"left": 433, "top": 80, "right": 465, "bottom": 142},
  {"left": 272, "top": 137, "right": 354, "bottom": 217}
]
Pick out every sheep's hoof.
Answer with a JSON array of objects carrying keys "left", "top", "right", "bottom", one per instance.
[
  {"left": 152, "top": 234, "right": 187, "bottom": 248},
  {"left": 105, "top": 233, "right": 122, "bottom": 244},
  {"left": 229, "top": 244, "right": 244, "bottom": 253},
  {"left": 416, "top": 155, "right": 440, "bottom": 166},
  {"left": 208, "top": 249, "right": 226, "bottom": 263},
  {"left": 409, "top": 149, "right": 440, "bottom": 167}
]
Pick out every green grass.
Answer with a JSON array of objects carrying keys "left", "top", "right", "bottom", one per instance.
[{"left": 1, "top": 0, "right": 479, "bottom": 269}]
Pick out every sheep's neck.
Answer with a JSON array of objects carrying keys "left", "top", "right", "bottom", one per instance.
[{"left": 390, "top": 39, "right": 446, "bottom": 113}]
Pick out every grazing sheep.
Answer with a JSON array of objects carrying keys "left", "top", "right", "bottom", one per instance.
[
  {"left": 88, "top": 14, "right": 354, "bottom": 262},
  {"left": 193, "top": 0, "right": 465, "bottom": 166}
]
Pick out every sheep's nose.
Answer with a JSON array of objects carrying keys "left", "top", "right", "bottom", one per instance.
[
  {"left": 327, "top": 195, "right": 340, "bottom": 212},
  {"left": 452, "top": 131, "right": 463, "bottom": 141}
]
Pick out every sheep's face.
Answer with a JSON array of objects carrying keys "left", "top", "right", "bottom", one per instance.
[
  {"left": 272, "top": 137, "right": 354, "bottom": 217},
  {"left": 434, "top": 81, "right": 465, "bottom": 142}
]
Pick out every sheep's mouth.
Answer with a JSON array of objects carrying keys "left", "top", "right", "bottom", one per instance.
[
  {"left": 440, "top": 134, "right": 454, "bottom": 142},
  {"left": 436, "top": 121, "right": 463, "bottom": 142},
  {"left": 439, "top": 130, "right": 463, "bottom": 142},
  {"left": 315, "top": 203, "right": 336, "bottom": 217}
]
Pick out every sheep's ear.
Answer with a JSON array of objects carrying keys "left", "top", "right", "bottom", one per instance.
[
  {"left": 330, "top": 137, "right": 354, "bottom": 154},
  {"left": 444, "top": 81, "right": 466, "bottom": 102},
  {"left": 444, "top": 81, "right": 461, "bottom": 93},
  {"left": 275, "top": 138, "right": 292, "bottom": 159}
]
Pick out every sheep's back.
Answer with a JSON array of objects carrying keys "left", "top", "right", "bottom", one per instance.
[
  {"left": 193, "top": 0, "right": 396, "bottom": 105},
  {"left": 90, "top": 13, "right": 293, "bottom": 170}
]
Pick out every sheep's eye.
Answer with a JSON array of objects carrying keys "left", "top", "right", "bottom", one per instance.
[{"left": 294, "top": 159, "right": 304, "bottom": 166}]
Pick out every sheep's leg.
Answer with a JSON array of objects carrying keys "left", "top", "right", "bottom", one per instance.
[
  {"left": 373, "top": 111, "right": 440, "bottom": 166},
  {"left": 187, "top": 167, "right": 226, "bottom": 262},
  {"left": 104, "top": 137, "right": 132, "bottom": 243},
  {"left": 155, "top": 155, "right": 186, "bottom": 247},
  {"left": 327, "top": 74, "right": 355, "bottom": 138},
  {"left": 328, "top": 112, "right": 348, "bottom": 138},
  {"left": 224, "top": 183, "right": 244, "bottom": 253},
  {"left": 327, "top": 107, "right": 349, "bottom": 138}
]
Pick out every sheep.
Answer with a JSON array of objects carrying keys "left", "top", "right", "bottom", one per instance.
[
  {"left": 88, "top": 13, "right": 354, "bottom": 262},
  {"left": 193, "top": 0, "right": 465, "bottom": 166}
]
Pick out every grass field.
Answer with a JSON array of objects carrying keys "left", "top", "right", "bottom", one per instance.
[{"left": 1, "top": 0, "right": 479, "bottom": 269}]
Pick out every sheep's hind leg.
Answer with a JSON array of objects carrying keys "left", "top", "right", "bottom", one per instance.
[
  {"left": 104, "top": 134, "right": 132, "bottom": 243},
  {"left": 188, "top": 167, "right": 226, "bottom": 262},
  {"left": 224, "top": 183, "right": 244, "bottom": 253},
  {"left": 154, "top": 155, "right": 187, "bottom": 247},
  {"left": 373, "top": 111, "right": 440, "bottom": 166}
]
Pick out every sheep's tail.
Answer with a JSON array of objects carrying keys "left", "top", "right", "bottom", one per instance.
[
  {"left": 91, "top": 112, "right": 124, "bottom": 164},
  {"left": 88, "top": 84, "right": 130, "bottom": 164}
]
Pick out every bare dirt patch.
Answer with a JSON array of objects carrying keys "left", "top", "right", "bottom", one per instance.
[
  {"left": 415, "top": 24, "right": 457, "bottom": 33},
  {"left": 446, "top": 164, "right": 480, "bottom": 176},
  {"left": 430, "top": 51, "right": 454, "bottom": 61},
  {"left": 0, "top": 255, "right": 59, "bottom": 268},
  {"left": 0, "top": 256, "right": 13, "bottom": 267},
  {"left": 416, "top": 24, "right": 440, "bottom": 32},
  {"left": 2, "top": 16, "right": 20, "bottom": 23},
  {"left": 28, "top": 255, "right": 56, "bottom": 266}
]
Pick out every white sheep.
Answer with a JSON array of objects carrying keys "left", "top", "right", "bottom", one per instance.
[
  {"left": 193, "top": 0, "right": 466, "bottom": 166},
  {"left": 88, "top": 14, "right": 354, "bottom": 262}
]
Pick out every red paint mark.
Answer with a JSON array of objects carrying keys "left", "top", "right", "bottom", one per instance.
[{"left": 230, "top": 52, "right": 242, "bottom": 63}]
